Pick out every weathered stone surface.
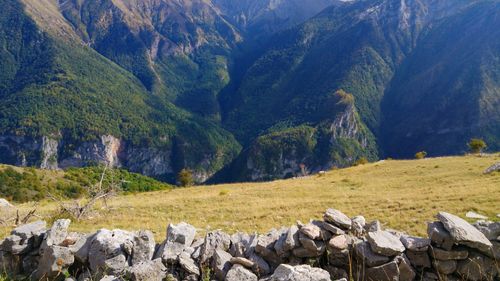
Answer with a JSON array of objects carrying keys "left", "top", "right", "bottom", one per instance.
[
  {"left": 33, "top": 246, "right": 74, "bottom": 280},
  {"left": 267, "top": 264, "right": 330, "bottom": 281},
  {"left": 179, "top": 250, "right": 200, "bottom": 275},
  {"left": 324, "top": 209, "right": 351, "bottom": 229},
  {"left": 351, "top": 216, "right": 366, "bottom": 236},
  {"left": 354, "top": 241, "right": 390, "bottom": 267},
  {"left": 225, "top": 264, "right": 258, "bottom": 281},
  {"left": 321, "top": 222, "right": 345, "bottom": 235},
  {"left": 0, "top": 198, "right": 14, "bottom": 208},
  {"left": 328, "top": 234, "right": 348, "bottom": 250},
  {"left": 99, "top": 276, "right": 120, "bottom": 281},
  {"left": 298, "top": 233, "right": 325, "bottom": 256},
  {"left": 273, "top": 228, "right": 289, "bottom": 258},
  {"left": 255, "top": 230, "right": 281, "bottom": 265},
  {"left": 433, "top": 259, "right": 457, "bottom": 275},
  {"left": 473, "top": 221, "right": 500, "bottom": 241},
  {"left": 466, "top": 211, "right": 488, "bottom": 220},
  {"left": 230, "top": 232, "right": 253, "bottom": 258},
  {"left": 166, "top": 222, "right": 196, "bottom": 246},
  {"left": 41, "top": 219, "right": 71, "bottom": 251},
  {"left": 456, "top": 252, "right": 497, "bottom": 281},
  {"left": 126, "top": 259, "right": 166, "bottom": 281},
  {"left": 131, "top": 230, "right": 155, "bottom": 265},
  {"left": 396, "top": 254, "right": 416, "bottom": 281},
  {"left": 437, "top": 212, "right": 492, "bottom": 253},
  {"left": 200, "top": 230, "right": 231, "bottom": 263},
  {"left": 365, "top": 220, "right": 382, "bottom": 232},
  {"left": 103, "top": 254, "right": 128, "bottom": 275},
  {"left": 88, "top": 229, "right": 133, "bottom": 274},
  {"left": 365, "top": 261, "right": 400, "bottom": 281},
  {"left": 300, "top": 223, "right": 322, "bottom": 240},
  {"left": 427, "top": 221, "right": 454, "bottom": 250},
  {"left": 430, "top": 247, "right": 468, "bottom": 260},
  {"left": 212, "top": 249, "right": 232, "bottom": 280},
  {"left": 400, "top": 235, "right": 430, "bottom": 252},
  {"left": 11, "top": 220, "right": 46, "bottom": 241},
  {"left": 484, "top": 162, "right": 500, "bottom": 174},
  {"left": 157, "top": 241, "right": 185, "bottom": 263},
  {"left": 248, "top": 252, "right": 270, "bottom": 276},
  {"left": 406, "top": 250, "right": 431, "bottom": 268},
  {"left": 69, "top": 233, "right": 93, "bottom": 263},
  {"left": 2, "top": 235, "right": 31, "bottom": 255},
  {"left": 283, "top": 225, "right": 300, "bottom": 252},
  {"left": 230, "top": 256, "right": 254, "bottom": 268},
  {"left": 367, "top": 230, "right": 405, "bottom": 256},
  {"left": 328, "top": 248, "right": 349, "bottom": 267}
]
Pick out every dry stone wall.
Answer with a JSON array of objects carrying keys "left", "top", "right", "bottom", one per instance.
[{"left": 0, "top": 209, "right": 499, "bottom": 281}]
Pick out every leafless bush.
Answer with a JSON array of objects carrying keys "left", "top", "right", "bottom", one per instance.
[{"left": 49, "top": 166, "right": 118, "bottom": 221}]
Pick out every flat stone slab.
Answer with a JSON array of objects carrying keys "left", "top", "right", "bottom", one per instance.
[
  {"left": 367, "top": 231, "right": 405, "bottom": 256},
  {"left": 465, "top": 211, "right": 488, "bottom": 220},
  {"left": 267, "top": 264, "right": 331, "bottom": 281},
  {"left": 400, "top": 235, "right": 430, "bottom": 252},
  {"left": 437, "top": 212, "right": 492, "bottom": 253},
  {"left": 324, "top": 209, "right": 351, "bottom": 229}
]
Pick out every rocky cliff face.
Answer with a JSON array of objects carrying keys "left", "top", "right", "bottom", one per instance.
[
  {"left": 211, "top": 91, "right": 377, "bottom": 182},
  {"left": 0, "top": 134, "right": 228, "bottom": 182}
]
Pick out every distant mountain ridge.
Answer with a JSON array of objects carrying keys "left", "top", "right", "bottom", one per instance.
[{"left": 0, "top": 0, "right": 498, "bottom": 183}]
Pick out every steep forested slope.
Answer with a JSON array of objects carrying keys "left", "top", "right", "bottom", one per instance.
[
  {"left": 0, "top": 0, "right": 240, "bottom": 182},
  {"left": 381, "top": 1, "right": 500, "bottom": 156},
  {"left": 219, "top": 0, "right": 499, "bottom": 176}
]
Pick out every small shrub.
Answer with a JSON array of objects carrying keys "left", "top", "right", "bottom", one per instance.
[
  {"left": 177, "top": 169, "right": 194, "bottom": 187},
  {"left": 415, "top": 151, "right": 427, "bottom": 159},
  {"left": 354, "top": 157, "right": 369, "bottom": 166},
  {"left": 219, "top": 190, "right": 229, "bottom": 196},
  {"left": 468, "top": 138, "right": 487, "bottom": 154}
]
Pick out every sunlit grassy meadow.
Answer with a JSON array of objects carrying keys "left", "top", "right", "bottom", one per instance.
[{"left": 1, "top": 154, "right": 499, "bottom": 240}]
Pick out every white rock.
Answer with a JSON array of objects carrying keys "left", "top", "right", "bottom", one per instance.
[{"left": 466, "top": 211, "right": 488, "bottom": 220}]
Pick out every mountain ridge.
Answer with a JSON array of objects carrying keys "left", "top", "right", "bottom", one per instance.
[{"left": 0, "top": 0, "right": 498, "bottom": 183}]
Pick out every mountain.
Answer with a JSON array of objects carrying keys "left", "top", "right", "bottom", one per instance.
[
  {"left": 0, "top": 0, "right": 499, "bottom": 183},
  {"left": 218, "top": 0, "right": 500, "bottom": 181},
  {"left": 0, "top": 0, "right": 241, "bottom": 183}
]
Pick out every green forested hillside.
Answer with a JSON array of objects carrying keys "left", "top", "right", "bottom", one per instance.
[{"left": 0, "top": 0, "right": 241, "bottom": 181}]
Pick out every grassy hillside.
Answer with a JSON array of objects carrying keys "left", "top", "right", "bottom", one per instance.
[{"left": 1, "top": 154, "right": 498, "bottom": 239}]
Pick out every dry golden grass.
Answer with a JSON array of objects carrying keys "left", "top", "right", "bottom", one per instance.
[{"left": 1, "top": 154, "right": 499, "bottom": 239}]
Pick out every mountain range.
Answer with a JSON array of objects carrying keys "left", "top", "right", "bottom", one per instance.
[{"left": 0, "top": 0, "right": 498, "bottom": 183}]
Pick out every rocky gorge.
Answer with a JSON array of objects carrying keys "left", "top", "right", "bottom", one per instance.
[{"left": 1, "top": 209, "right": 498, "bottom": 281}]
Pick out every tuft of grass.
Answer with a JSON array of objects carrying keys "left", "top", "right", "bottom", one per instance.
[
  {"left": 219, "top": 190, "right": 229, "bottom": 196},
  {"left": 1, "top": 154, "right": 499, "bottom": 239}
]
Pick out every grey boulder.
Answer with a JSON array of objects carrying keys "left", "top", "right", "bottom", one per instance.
[
  {"left": 367, "top": 231, "right": 405, "bottom": 256},
  {"left": 266, "top": 264, "right": 330, "bottom": 281},
  {"left": 437, "top": 212, "right": 492, "bottom": 253},
  {"left": 32, "top": 246, "right": 74, "bottom": 280},
  {"left": 365, "top": 261, "right": 400, "bottom": 281},
  {"left": 126, "top": 259, "right": 166, "bottom": 281},
  {"left": 400, "top": 235, "right": 430, "bottom": 252},
  {"left": 324, "top": 209, "right": 351, "bottom": 229},
  {"left": 225, "top": 264, "right": 257, "bottom": 281}
]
